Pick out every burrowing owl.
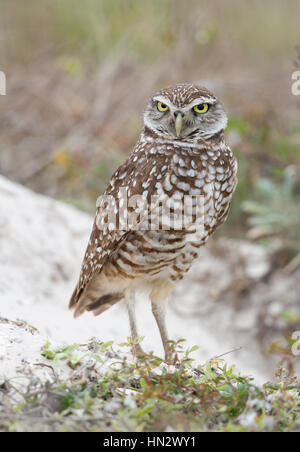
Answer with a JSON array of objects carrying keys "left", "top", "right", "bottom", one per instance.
[{"left": 69, "top": 83, "right": 237, "bottom": 358}]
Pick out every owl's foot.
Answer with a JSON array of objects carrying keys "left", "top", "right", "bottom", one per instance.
[
  {"left": 164, "top": 348, "right": 174, "bottom": 365},
  {"left": 163, "top": 342, "right": 179, "bottom": 365},
  {"left": 132, "top": 344, "right": 146, "bottom": 359}
]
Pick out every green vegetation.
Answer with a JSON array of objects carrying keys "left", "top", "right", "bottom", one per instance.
[
  {"left": 224, "top": 115, "right": 300, "bottom": 266},
  {"left": 1, "top": 340, "right": 299, "bottom": 432},
  {"left": 242, "top": 166, "right": 300, "bottom": 257}
]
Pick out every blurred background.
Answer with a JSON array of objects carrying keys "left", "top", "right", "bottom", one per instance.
[{"left": 0, "top": 0, "right": 300, "bottom": 371}]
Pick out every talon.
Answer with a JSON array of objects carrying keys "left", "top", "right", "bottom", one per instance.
[{"left": 133, "top": 344, "right": 146, "bottom": 358}]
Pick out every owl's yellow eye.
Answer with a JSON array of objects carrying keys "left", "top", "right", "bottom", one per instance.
[
  {"left": 193, "top": 103, "right": 209, "bottom": 114},
  {"left": 157, "top": 101, "right": 169, "bottom": 112}
]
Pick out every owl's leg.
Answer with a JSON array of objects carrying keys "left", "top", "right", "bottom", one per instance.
[
  {"left": 150, "top": 280, "right": 174, "bottom": 362},
  {"left": 125, "top": 288, "right": 144, "bottom": 357},
  {"left": 151, "top": 299, "right": 170, "bottom": 360}
]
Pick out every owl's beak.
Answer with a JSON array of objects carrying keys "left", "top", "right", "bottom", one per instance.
[{"left": 174, "top": 113, "right": 183, "bottom": 137}]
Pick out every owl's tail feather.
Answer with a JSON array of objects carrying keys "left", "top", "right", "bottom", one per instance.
[
  {"left": 69, "top": 286, "right": 83, "bottom": 310},
  {"left": 86, "top": 293, "right": 123, "bottom": 316},
  {"left": 69, "top": 285, "right": 124, "bottom": 318}
]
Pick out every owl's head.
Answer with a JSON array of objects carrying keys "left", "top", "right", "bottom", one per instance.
[{"left": 144, "top": 83, "right": 227, "bottom": 140}]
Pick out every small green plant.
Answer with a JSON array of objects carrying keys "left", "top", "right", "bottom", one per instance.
[
  {"left": 1, "top": 339, "right": 299, "bottom": 432},
  {"left": 41, "top": 341, "right": 81, "bottom": 369},
  {"left": 242, "top": 166, "right": 300, "bottom": 258}
]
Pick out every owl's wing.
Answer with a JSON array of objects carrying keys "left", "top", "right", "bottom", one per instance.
[
  {"left": 214, "top": 152, "right": 238, "bottom": 228},
  {"left": 69, "top": 151, "right": 171, "bottom": 312}
]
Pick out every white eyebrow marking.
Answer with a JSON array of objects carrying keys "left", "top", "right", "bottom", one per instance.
[
  {"left": 153, "top": 95, "right": 216, "bottom": 112},
  {"left": 153, "top": 95, "right": 173, "bottom": 108},
  {"left": 188, "top": 97, "right": 216, "bottom": 108}
]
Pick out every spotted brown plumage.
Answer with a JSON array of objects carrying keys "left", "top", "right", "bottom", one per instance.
[{"left": 69, "top": 83, "right": 237, "bottom": 358}]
